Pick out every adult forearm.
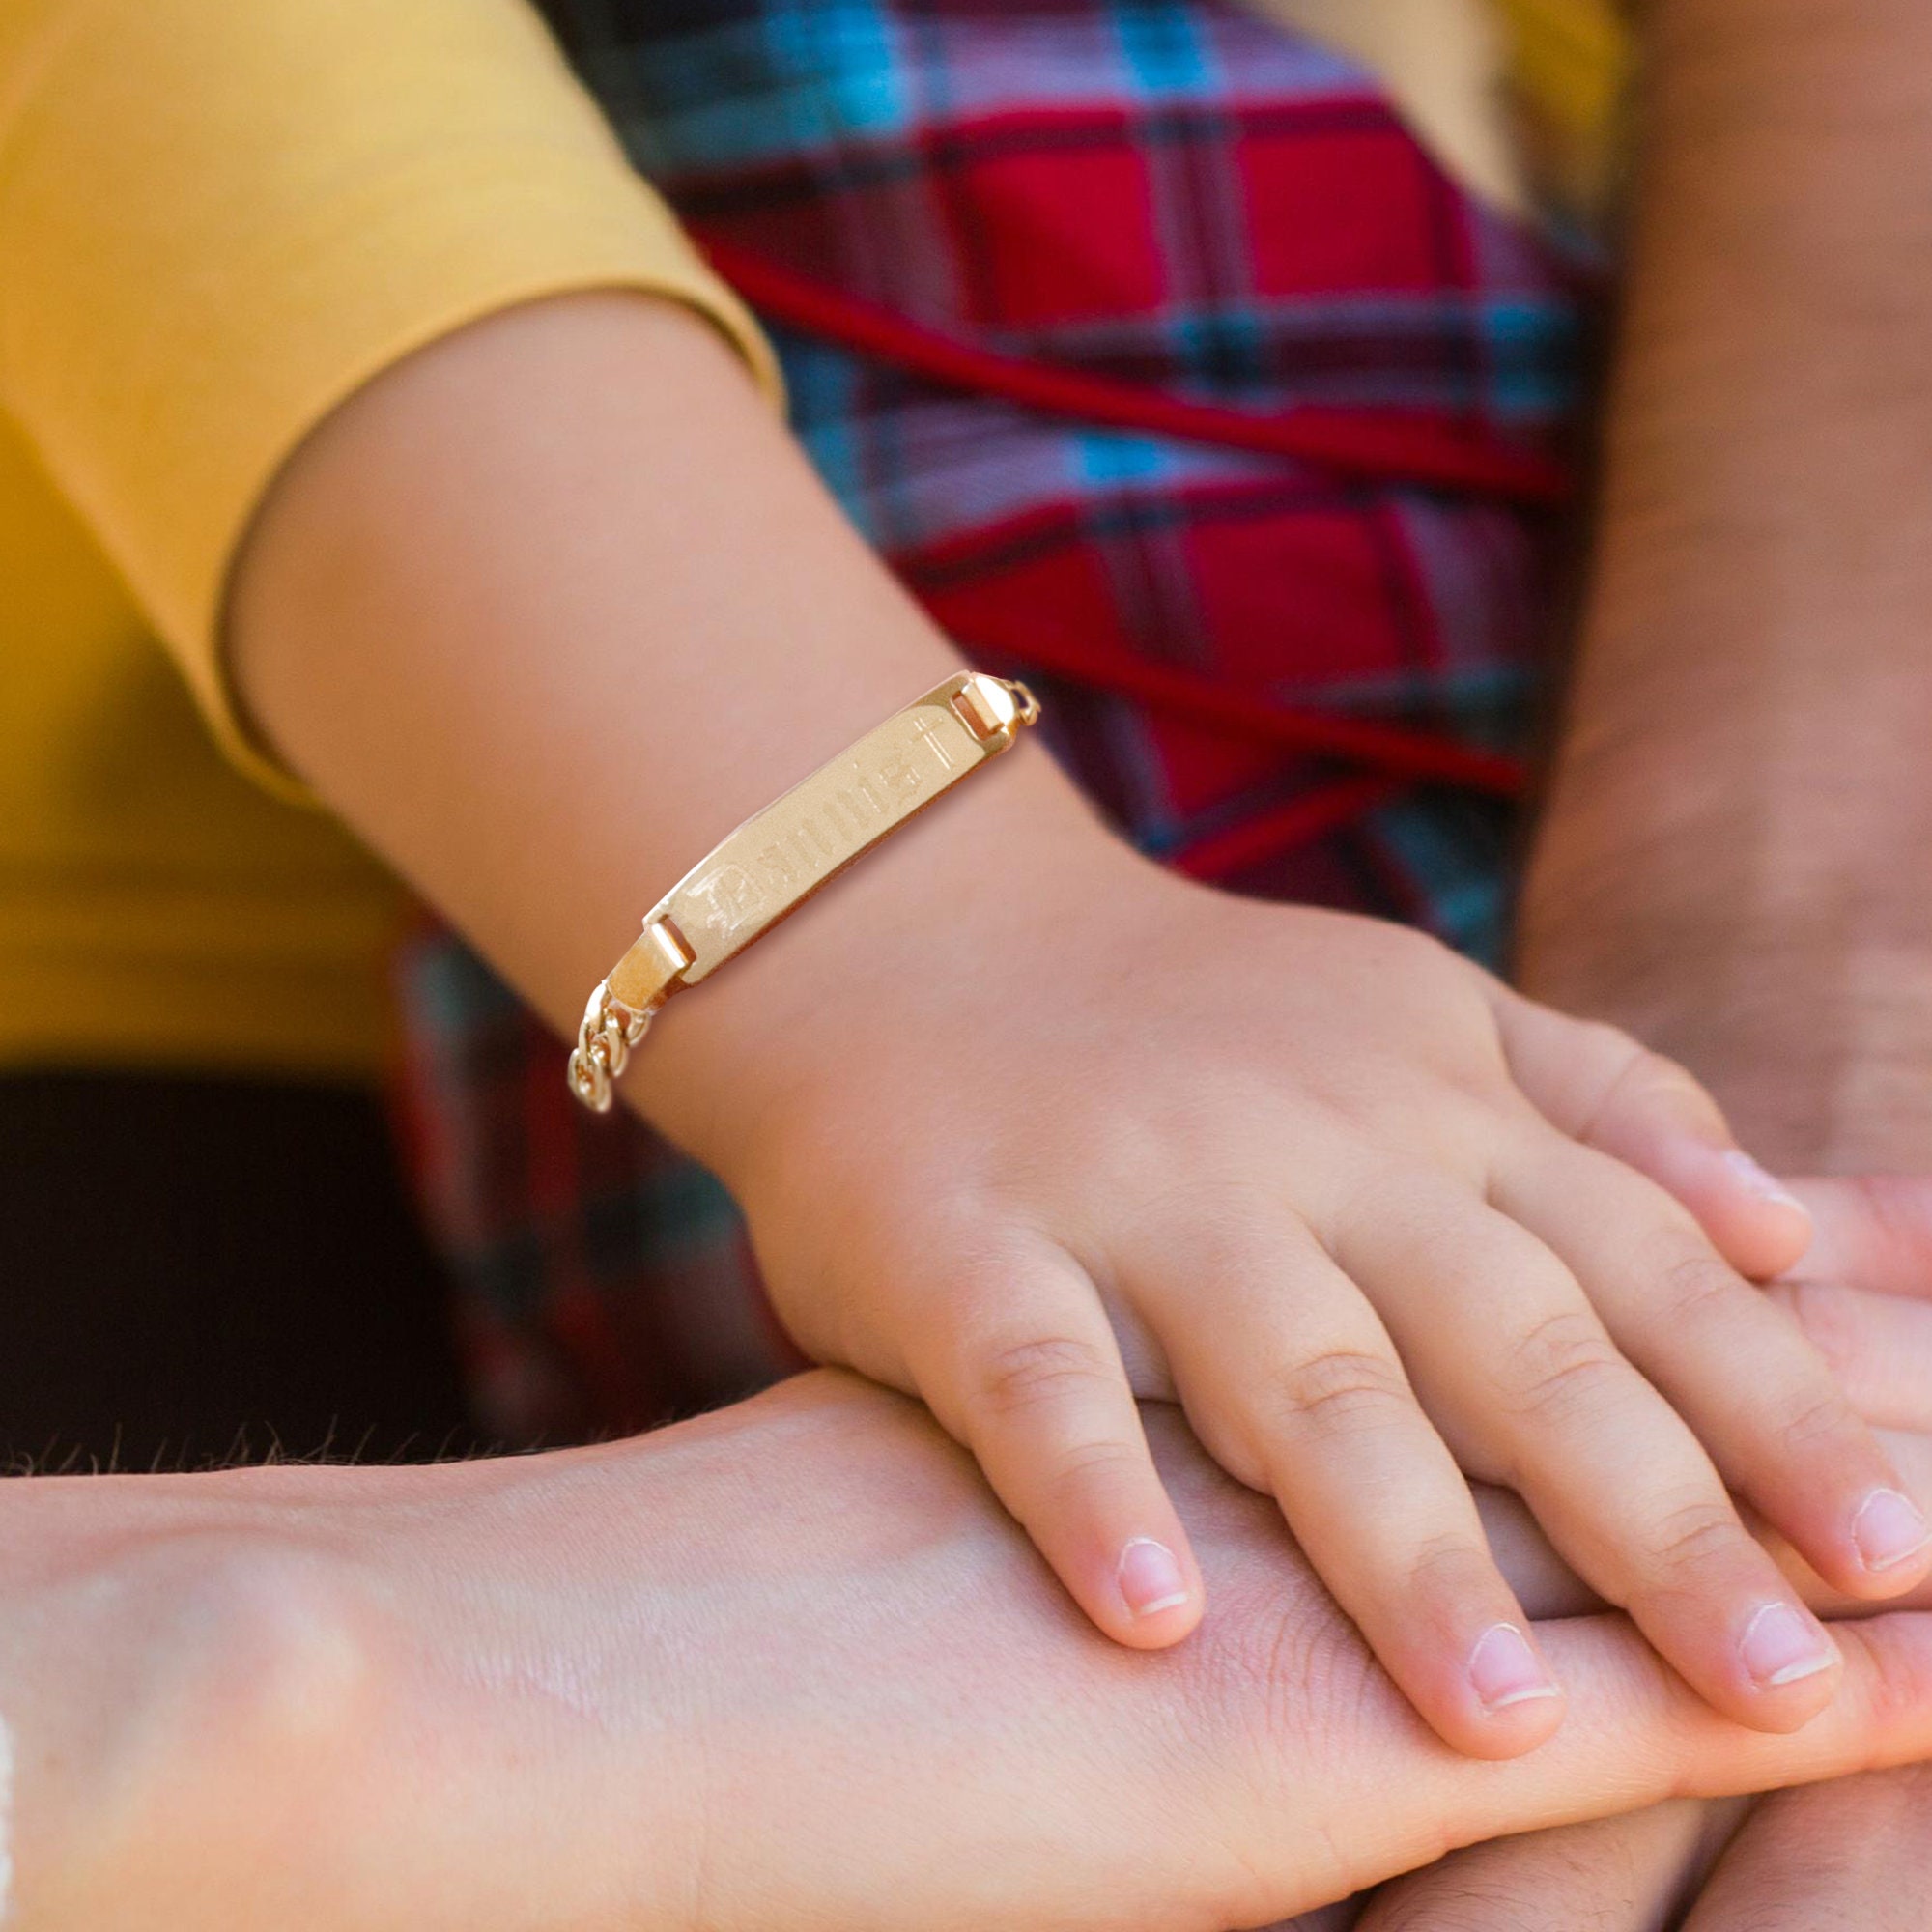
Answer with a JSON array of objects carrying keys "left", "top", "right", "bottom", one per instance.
[
  {"left": 9, "top": 1368, "right": 1932, "bottom": 1929},
  {"left": 1518, "top": 0, "right": 1932, "bottom": 1168}
]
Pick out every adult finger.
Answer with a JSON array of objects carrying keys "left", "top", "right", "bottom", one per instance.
[{"left": 1681, "top": 1766, "right": 1932, "bottom": 1932}]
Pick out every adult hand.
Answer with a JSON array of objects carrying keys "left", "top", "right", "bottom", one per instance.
[
  {"left": 1352, "top": 1773, "right": 1932, "bottom": 1932},
  {"left": 11, "top": 1356, "right": 1932, "bottom": 1930}
]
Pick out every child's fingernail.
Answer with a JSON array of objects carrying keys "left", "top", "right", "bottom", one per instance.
[
  {"left": 1740, "top": 1601, "right": 1838, "bottom": 1689},
  {"left": 1721, "top": 1150, "right": 1809, "bottom": 1215},
  {"left": 1854, "top": 1488, "right": 1932, "bottom": 1573},
  {"left": 1466, "top": 1622, "right": 1559, "bottom": 1713},
  {"left": 1118, "top": 1538, "right": 1190, "bottom": 1618}
]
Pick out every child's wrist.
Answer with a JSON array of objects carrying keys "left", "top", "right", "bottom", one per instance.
[{"left": 618, "top": 742, "right": 1144, "bottom": 1179}]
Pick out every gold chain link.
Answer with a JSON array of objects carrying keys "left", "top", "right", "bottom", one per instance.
[{"left": 565, "top": 981, "right": 652, "bottom": 1114}]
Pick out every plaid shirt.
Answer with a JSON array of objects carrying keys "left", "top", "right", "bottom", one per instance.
[{"left": 396, "top": 0, "right": 1592, "bottom": 1444}]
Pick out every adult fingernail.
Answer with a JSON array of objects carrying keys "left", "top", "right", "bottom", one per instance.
[
  {"left": 1118, "top": 1538, "right": 1190, "bottom": 1618},
  {"left": 1466, "top": 1622, "right": 1560, "bottom": 1713},
  {"left": 1740, "top": 1601, "right": 1838, "bottom": 1689},
  {"left": 1721, "top": 1150, "right": 1808, "bottom": 1215},
  {"left": 1854, "top": 1488, "right": 1932, "bottom": 1573}
]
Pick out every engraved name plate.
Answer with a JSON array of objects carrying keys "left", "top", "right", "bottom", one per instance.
[{"left": 606, "top": 671, "right": 1026, "bottom": 1010}]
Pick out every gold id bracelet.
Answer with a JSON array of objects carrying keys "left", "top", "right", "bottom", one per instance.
[{"left": 567, "top": 669, "right": 1040, "bottom": 1111}]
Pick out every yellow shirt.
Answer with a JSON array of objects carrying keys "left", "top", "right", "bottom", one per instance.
[
  {"left": 0, "top": 0, "right": 1621, "bottom": 1083},
  {"left": 0, "top": 0, "right": 775, "bottom": 1076}
]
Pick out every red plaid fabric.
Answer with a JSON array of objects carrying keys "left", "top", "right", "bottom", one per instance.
[{"left": 395, "top": 0, "right": 1594, "bottom": 1445}]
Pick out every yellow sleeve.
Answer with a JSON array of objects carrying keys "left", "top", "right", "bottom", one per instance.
[
  {"left": 1490, "top": 0, "right": 1633, "bottom": 215},
  {"left": 0, "top": 0, "right": 780, "bottom": 796}
]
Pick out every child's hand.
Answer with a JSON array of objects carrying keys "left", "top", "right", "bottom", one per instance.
[
  {"left": 702, "top": 842, "right": 1932, "bottom": 1759},
  {"left": 224, "top": 275, "right": 1930, "bottom": 1766}
]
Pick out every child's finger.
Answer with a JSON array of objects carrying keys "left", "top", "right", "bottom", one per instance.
[
  {"left": 1496, "top": 1143, "right": 1932, "bottom": 1604},
  {"left": 1467, "top": 1429, "right": 1932, "bottom": 1624},
  {"left": 1339, "top": 1192, "right": 1846, "bottom": 1733},
  {"left": 914, "top": 1245, "right": 1204, "bottom": 1649},
  {"left": 1489, "top": 989, "right": 1813, "bottom": 1282},
  {"left": 1144, "top": 1226, "right": 1565, "bottom": 1759}
]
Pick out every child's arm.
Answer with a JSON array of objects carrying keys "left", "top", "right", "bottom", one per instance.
[{"left": 230, "top": 287, "right": 1925, "bottom": 1756}]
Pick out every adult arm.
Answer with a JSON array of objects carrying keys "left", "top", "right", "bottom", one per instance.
[
  {"left": 9, "top": 1358, "right": 1932, "bottom": 1930},
  {"left": 1516, "top": 0, "right": 1932, "bottom": 1173}
]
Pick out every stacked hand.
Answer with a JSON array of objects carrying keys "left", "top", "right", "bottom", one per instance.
[
  {"left": 700, "top": 850, "right": 1926, "bottom": 1752},
  {"left": 1283, "top": 1176, "right": 1932, "bottom": 1930},
  {"left": 9, "top": 1200, "right": 1932, "bottom": 1932},
  {"left": 224, "top": 267, "right": 1931, "bottom": 1775}
]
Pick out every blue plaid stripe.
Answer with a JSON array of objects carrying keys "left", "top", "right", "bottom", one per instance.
[{"left": 780, "top": 354, "right": 1576, "bottom": 565}]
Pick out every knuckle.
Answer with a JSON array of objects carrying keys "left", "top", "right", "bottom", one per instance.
[
  {"left": 1274, "top": 1347, "right": 1414, "bottom": 1439},
  {"left": 1834, "top": 1623, "right": 1916, "bottom": 1731},
  {"left": 1672, "top": 1269, "right": 1862, "bottom": 1454},
  {"left": 1619, "top": 1041, "right": 1698, "bottom": 1104},
  {"left": 1405, "top": 1529, "right": 1492, "bottom": 1602},
  {"left": 1771, "top": 1383, "right": 1862, "bottom": 1460},
  {"left": 1576, "top": 1027, "right": 1714, "bottom": 1141},
  {"left": 1634, "top": 1044, "right": 1701, "bottom": 1096},
  {"left": 1577, "top": 1017, "right": 1645, "bottom": 1067},
  {"left": 1042, "top": 1435, "right": 1150, "bottom": 1499},
  {"left": 1568, "top": 1019, "right": 1651, "bottom": 1099},
  {"left": 1643, "top": 1493, "right": 1747, "bottom": 1578},
  {"left": 1497, "top": 1309, "right": 1630, "bottom": 1424},
  {"left": 970, "top": 1332, "right": 1121, "bottom": 1422},
  {"left": 1657, "top": 1245, "right": 1749, "bottom": 1326}
]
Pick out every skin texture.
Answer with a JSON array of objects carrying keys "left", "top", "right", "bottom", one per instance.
[
  {"left": 1516, "top": 0, "right": 1932, "bottom": 1170},
  {"left": 1318, "top": 1187, "right": 1932, "bottom": 1930},
  {"left": 228, "top": 288, "right": 1925, "bottom": 1752},
  {"left": 10, "top": 1317, "right": 1932, "bottom": 1932},
  {"left": 1381, "top": 0, "right": 1932, "bottom": 1913},
  {"left": 1679, "top": 1770, "right": 1932, "bottom": 1932}
]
